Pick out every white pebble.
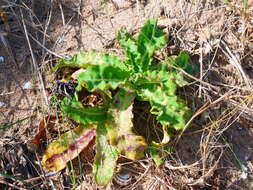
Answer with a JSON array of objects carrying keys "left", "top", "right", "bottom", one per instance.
[
  {"left": 22, "top": 81, "right": 32, "bottom": 89},
  {"left": 0, "top": 101, "right": 6, "bottom": 107},
  {"left": 0, "top": 56, "right": 4, "bottom": 63},
  {"left": 240, "top": 171, "right": 248, "bottom": 179}
]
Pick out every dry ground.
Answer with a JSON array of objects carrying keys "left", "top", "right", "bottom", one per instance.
[{"left": 0, "top": 0, "right": 253, "bottom": 189}]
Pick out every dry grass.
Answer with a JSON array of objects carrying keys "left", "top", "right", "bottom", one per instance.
[{"left": 0, "top": 0, "right": 253, "bottom": 189}]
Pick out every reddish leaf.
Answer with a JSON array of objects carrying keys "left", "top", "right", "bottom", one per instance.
[
  {"left": 29, "top": 115, "right": 60, "bottom": 145},
  {"left": 42, "top": 125, "right": 96, "bottom": 171}
]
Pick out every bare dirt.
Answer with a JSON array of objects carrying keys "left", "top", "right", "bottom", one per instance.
[{"left": 0, "top": 0, "right": 253, "bottom": 189}]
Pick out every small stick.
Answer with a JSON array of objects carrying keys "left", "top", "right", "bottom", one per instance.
[
  {"left": 58, "top": 1, "right": 65, "bottom": 26},
  {"left": 176, "top": 91, "right": 232, "bottom": 144},
  {"left": 0, "top": 180, "right": 26, "bottom": 190},
  {"left": 198, "top": 42, "right": 203, "bottom": 98},
  {"left": 20, "top": 9, "right": 49, "bottom": 106}
]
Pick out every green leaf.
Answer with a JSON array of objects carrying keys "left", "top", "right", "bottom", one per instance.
[
  {"left": 111, "top": 88, "right": 136, "bottom": 110},
  {"left": 93, "top": 123, "right": 118, "bottom": 186},
  {"left": 61, "top": 97, "right": 107, "bottom": 125},
  {"left": 166, "top": 51, "right": 198, "bottom": 76},
  {"left": 135, "top": 71, "right": 191, "bottom": 132},
  {"left": 140, "top": 87, "right": 190, "bottom": 130},
  {"left": 53, "top": 51, "right": 124, "bottom": 71},
  {"left": 147, "top": 143, "right": 165, "bottom": 166},
  {"left": 118, "top": 30, "right": 140, "bottom": 71},
  {"left": 118, "top": 19, "right": 166, "bottom": 72},
  {"left": 137, "top": 19, "right": 166, "bottom": 71},
  {"left": 174, "top": 51, "right": 189, "bottom": 69},
  {"left": 109, "top": 104, "right": 147, "bottom": 160},
  {"left": 77, "top": 64, "right": 131, "bottom": 92},
  {"left": 42, "top": 125, "right": 96, "bottom": 171}
]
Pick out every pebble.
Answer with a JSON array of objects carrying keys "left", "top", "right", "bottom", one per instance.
[
  {"left": 0, "top": 56, "right": 5, "bottom": 63},
  {"left": 22, "top": 81, "right": 32, "bottom": 89},
  {"left": 114, "top": 170, "right": 132, "bottom": 186},
  {"left": 0, "top": 101, "right": 6, "bottom": 107}
]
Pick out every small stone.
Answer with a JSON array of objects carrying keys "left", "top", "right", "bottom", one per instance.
[
  {"left": 0, "top": 56, "right": 4, "bottom": 63},
  {"left": 22, "top": 81, "right": 32, "bottom": 89},
  {"left": 0, "top": 101, "right": 6, "bottom": 107}
]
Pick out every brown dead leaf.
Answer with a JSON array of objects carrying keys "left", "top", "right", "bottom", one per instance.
[{"left": 29, "top": 115, "right": 61, "bottom": 146}]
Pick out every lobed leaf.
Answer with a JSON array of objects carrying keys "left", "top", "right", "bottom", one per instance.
[
  {"left": 93, "top": 123, "right": 118, "bottom": 186},
  {"left": 136, "top": 19, "right": 166, "bottom": 71},
  {"left": 53, "top": 51, "right": 123, "bottom": 71},
  {"left": 118, "top": 30, "right": 140, "bottom": 71},
  {"left": 42, "top": 125, "right": 96, "bottom": 171},
  {"left": 77, "top": 64, "right": 130, "bottom": 92},
  {"left": 135, "top": 71, "right": 191, "bottom": 139},
  {"left": 118, "top": 19, "right": 166, "bottom": 72}
]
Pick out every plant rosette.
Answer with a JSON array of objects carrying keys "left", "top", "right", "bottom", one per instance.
[{"left": 42, "top": 19, "right": 193, "bottom": 185}]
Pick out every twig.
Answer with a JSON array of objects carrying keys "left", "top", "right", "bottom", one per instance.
[
  {"left": 155, "top": 175, "right": 177, "bottom": 190},
  {"left": 188, "top": 150, "right": 223, "bottom": 186},
  {"left": 165, "top": 161, "right": 199, "bottom": 170},
  {"left": 20, "top": 9, "right": 49, "bottom": 106},
  {"left": 156, "top": 56, "right": 220, "bottom": 91},
  {"left": 176, "top": 91, "right": 232, "bottom": 144},
  {"left": 28, "top": 31, "right": 65, "bottom": 59},
  {"left": 0, "top": 30, "right": 18, "bottom": 67},
  {"left": 42, "top": 0, "right": 53, "bottom": 58},
  {"left": 24, "top": 172, "right": 59, "bottom": 183},
  {"left": 198, "top": 42, "right": 203, "bottom": 98},
  {"left": 220, "top": 40, "right": 251, "bottom": 88},
  {"left": 0, "top": 180, "right": 27, "bottom": 190},
  {"left": 58, "top": 1, "right": 65, "bottom": 26}
]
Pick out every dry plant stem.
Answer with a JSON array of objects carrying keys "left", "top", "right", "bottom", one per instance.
[
  {"left": 136, "top": 0, "right": 140, "bottom": 16},
  {"left": 110, "top": 0, "right": 119, "bottom": 10},
  {"left": 58, "top": 1, "right": 65, "bottom": 26},
  {"left": 176, "top": 91, "right": 232, "bottom": 144},
  {"left": 198, "top": 43, "right": 203, "bottom": 98},
  {"left": 220, "top": 40, "right": 251, "bottom": 88},
  {"left": 34, "top": 152, "right": 51, "bottom": 190},
  {"left": 42, "top": 0, "right": 53, "bottom": 59},
  {"left": 179, "top": 67, "right": 219, "bottom": 91},
  {"left": 0, "top": 30, "right": 18, "bottom": 67},
  {"left": 165, "top": 161, "right": 199, "bottom": 170},
  {"left": 155, "top": 175, "right": 177, "bottom": 190},
  {"left": 189, "top": 150, "right": 223, "bottom": 186},
  {"left": 128, "top": 163, "right": 151, "bottom": 189},
  {"left": 214, "top": 92, "right": 253, "bottom": 135},
  {"left": 0, "top": 91, "right": 14, "bottom": 96},
  {"left": 201, "top": 110, "right": 221, "bottom": 180},
  {"left": 28, "top": 32, "right": 65, "bottom": 59},
  {"left": 20, "top": 9, "right": 49, "bottom": 106},
  {"left": 0, "top": 180, "right": 27, "bottom": 190},
  {"left": 156, "top": 56, "right": 220, "bottom": 91}
]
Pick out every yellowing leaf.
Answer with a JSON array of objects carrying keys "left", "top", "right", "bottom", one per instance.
[
  {"left": 93, "top": 124, "right": 118, "bottom": 186},
  {"left": 53, "top": 51, "right": 122, "bottom": 71},
  {"left": 42, "top": 125, "right": 96, "bottom": 171},
  {"left": 110, "top": 104, "right": 147, "bottom": 160}
]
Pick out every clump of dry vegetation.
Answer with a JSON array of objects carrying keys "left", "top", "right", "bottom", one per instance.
[{"left": 0, "top": 0, "right": 253, "bottom": 189}]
